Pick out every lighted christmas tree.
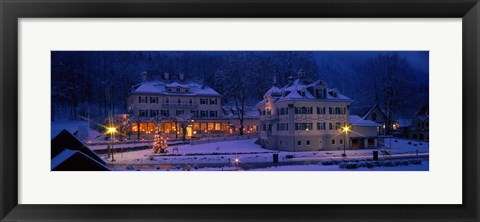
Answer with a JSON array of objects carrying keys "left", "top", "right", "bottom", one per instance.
[{"left": 152, "top": 128, "right": 168, "bottom": 153}]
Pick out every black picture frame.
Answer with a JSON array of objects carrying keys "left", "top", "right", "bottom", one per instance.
[{"left": 1, "top": 0, "right": 479, "bottom": 221}]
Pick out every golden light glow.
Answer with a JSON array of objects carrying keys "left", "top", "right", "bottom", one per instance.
[
  {"left": 107, "top": 127, "right": 117, "bottom": 134},
  {"left": 342, "top": 126, "right": 350, "bottom": 132}
]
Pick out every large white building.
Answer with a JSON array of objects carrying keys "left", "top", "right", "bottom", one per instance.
[
  {"left": 256, "top": 75, "right": 380, "bottom": 151},
  {"left": 126, "top": 73, "right": 258, "bottom": 139}
]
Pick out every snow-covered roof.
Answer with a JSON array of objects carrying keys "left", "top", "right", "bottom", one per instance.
[
  {"left": 51, "top": 149, "right": 110, "bottom": 171},
  {"left": 165, "top": 82, "right": 189, "bottom": 89},
  {"left": 349, "top": 115, "right": 382, "bottom": 127},
  {"left": 265, "top": 86, "right": 282, "bottom": 96},
  {"left": 132, "top": 81, "right": 221, "bottom": 96},
  {"left": 256, "top": 99, "right": 267, "bottom": 107},
  {"left": 362, "top": 104, "right": 389, "bottom": 120},
  {"left": 269, "top": 78, "right": 351, "bottom": 103}
]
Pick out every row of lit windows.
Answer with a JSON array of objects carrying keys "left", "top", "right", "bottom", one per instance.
[
  {"left": 138, "top": 109, "right": 218, "bottom": 118},
  {"left": 294, "top": 122, "right": 345, "bottom": 131},
  {"left": 138, "top": 96, "right": 219, "bottom": 105},
  {"left": 259, "top": 106, "right": 347, "bottom": 115},
  {"left": 261, "top": 122, "right": 346, "bottom": 132},
  {"left": 131, "top": 122, "right": 257, "bottom": 133}
]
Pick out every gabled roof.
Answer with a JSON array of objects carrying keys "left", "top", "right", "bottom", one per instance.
[
  {"left": 265, "top": 86, "right": 282, "bottom": 97},
  {"left": 132, "top": 81, "right": 221, "bottom": 96},
  {"left": 51, "top": 129, "right": 106, "bottom": 165},
  {"left": 362, "top": 104, "right": 389, "bottom": 120},
  {"left": 262, "top": 78, "right": 352, "bottom": 104},
  {"left": 52, "top": 149, "right": 110, "bottom": 171},
  {"left": 165, "top": 82, "right": 190, "bottom": 89}
]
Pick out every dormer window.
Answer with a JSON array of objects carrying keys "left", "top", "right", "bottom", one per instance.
[
  {"left": 316, "top": 88, "right": 325, "bottom": 99},
  {"left": 328, "top": 91, "right": 337, "bottom": 97}
]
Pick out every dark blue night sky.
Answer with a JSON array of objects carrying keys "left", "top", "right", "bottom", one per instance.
[{"left": 52, "top": 51, "right": 428, "bottom": 120}]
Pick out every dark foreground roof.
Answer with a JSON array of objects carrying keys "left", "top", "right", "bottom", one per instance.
[
  {"left": 51, "top": 129, "right": 106, "bottom": 165},
  {"left": 52, "top": 149, "right": 110, "bottom": 171}
]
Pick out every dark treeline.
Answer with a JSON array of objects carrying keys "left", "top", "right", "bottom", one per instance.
[{"left": 51, "top": 51, "right": 428, "bottom": 122}]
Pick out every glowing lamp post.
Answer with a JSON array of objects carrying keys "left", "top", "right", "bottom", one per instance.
[
  {"left": 234, "top": 158, "right": 239, "bottom": 171},
  {"left": 107, "top": 127, "right": 117, "bottom": 162},
  {"left": 342, "top": 125, "right": 350, "bottom": 157}
]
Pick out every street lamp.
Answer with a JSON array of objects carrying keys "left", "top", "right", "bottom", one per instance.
[
  {"left": 342, "top": 125, "right": 350, "bottom": 157},
  {"left": 107, "top": 127, "right": 117, "bottom": 162},
  {"left": 234, "top": 157, "right": 239, "bottom": 171}
]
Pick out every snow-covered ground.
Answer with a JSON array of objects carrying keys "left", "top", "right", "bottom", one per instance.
[
  {"left": 102, "top": 138, "right": 428, "bottom": 171},
  {"left": 53, "top": 120, "right": 429, "bottom": 171},
  {"left": 250, "top": 161, "right": 429, "bottom": 171},
  {"left": 111, "top": 160, "right": 429, "bottom": 171}
]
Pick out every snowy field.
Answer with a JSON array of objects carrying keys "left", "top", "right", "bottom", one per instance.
[
  {"left": 111, "top": 160, "right": 429, "bottom": 171},
  {"left": 102, "top": 138, "right": 428, "bottom": 171},
  {"left": 52, "top": 120, "right": 429, "bottom": 171},
  {"left": 249, "top": 161, "right": 429, "bottom": 171}
]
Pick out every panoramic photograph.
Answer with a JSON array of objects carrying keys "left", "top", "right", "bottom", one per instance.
[{"left": 51, "top": 51, "right": 429, "bottom": 171}]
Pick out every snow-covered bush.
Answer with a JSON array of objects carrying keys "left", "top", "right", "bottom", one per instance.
[
  {"left": 321, "top": 160, "right": 335, "bottom": 165},
  {"left": 410, "top": 159, "right": 422, "bottom": 165}
]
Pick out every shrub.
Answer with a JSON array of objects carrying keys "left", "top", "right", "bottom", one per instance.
[
  {"left": 322, "top": 160, "right": 341, "bottom": 165},
  {"left": 345, "top": 163, "right": 358, "bottom": 169},
  {"left": 394, "top": 140, "right": 398, "bottom": 143},
  {"left": 366, "top": 162, "right": 374, "bottom": 168},
  {"left": 384, "top": 161, "right": 394, "bottom": 167},
  {"left": 408, "top": 142, "right": 412, "bottom": 145},
  {"left": 286, "top": 155, "right": 294, "bottom": 159}
]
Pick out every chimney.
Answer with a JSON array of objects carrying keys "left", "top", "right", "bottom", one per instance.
[
  {"left": 179, "top": 73, "right": 185, "bottom": 81},
  {"left": 288, "top": 75, "right": 294, "bottom": 84},
  {"left": 141, "top": 72, "right": 148, "bottom": 82},
  {"left": 164, "top": 72, "right": 170, "bottom": 80}
]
